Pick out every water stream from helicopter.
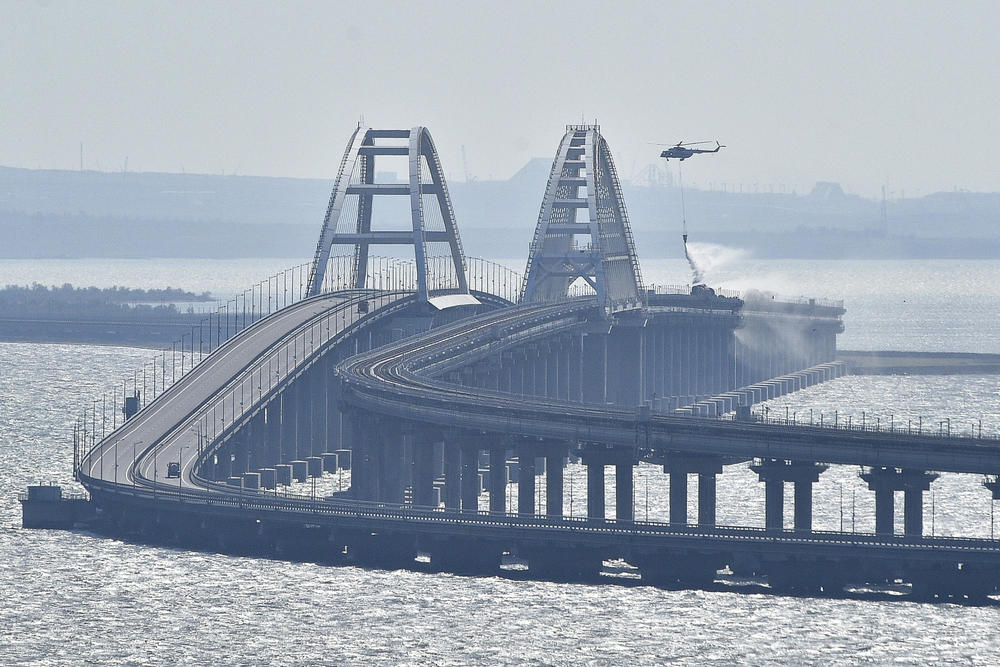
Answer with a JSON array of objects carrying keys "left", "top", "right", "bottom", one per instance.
[{"left": 678, "top": 161, "right": 706, "bottom": 285}]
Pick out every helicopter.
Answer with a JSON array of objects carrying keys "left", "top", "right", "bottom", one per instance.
[{"left": 658, "top": 140, "right": 725, "bottom": 161}]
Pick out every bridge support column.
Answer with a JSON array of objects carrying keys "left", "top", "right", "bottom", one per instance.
[
  {"left": 557, "top": 339, "right": 570, "bottom": 400},
  {"left": 325, "top": 361, "right": 342, "bottom": 453},
  {"left": 578, "top": 445, "right": 637, "bottom": 522},
  {"left": 752, "top": 459, "right": 828, "bottom": 532},
  {"left": 876, "top": 485, "right": 894, "bottom": 536},
  {"left": 378, "top": 420, "right": 404, "bottom": 504},
  {"left": 904, "top": 488, "right": 923, "bottom": 537},
  {"left": 214, "top": 446, "right": 232, "bottom": 481},
  {"left": 517, "top": 442, "right": 536, "bottom": 516},
  {"left": 295, "top": 377, "right": 312, "bottom": 459},
  {"left": 764, "top": 479, "right": 783, "bottom": 530},
  {"left": 615, "top": 463, "right": 634, "bottom": 522},
  {"left": 568, "top": 334, "right": 583, "bottom": 402},
  {"left": 698, "top": 473, "right": 717, "bottom": 526},
  {"left": 581, "top": 331, "right": 607, "bottom": 405},
  {"left": 410, "top": 429, "right": 437, "bottom": 508},
  {"left": 309, "top": 368, "right": 326, "bottom": 456},
  {"left": 461, "top": 442, "right": 480, "bottom": 512},
  {"left": 664, "top": 453, "right": 724, "bottom": 526},
  {"left": 861, "top": 467, "right": 938, "bottom": 536},
  {"left": 585, "top": 462, "right": 604, "bottom": 520},
  {"left": 247, "top": 411, "right": 265, "bottom": 472},
  {"left": 523, "top": 348, "right": 537, "bottom": 396},
  {"left": 542, "top": 443, "right": 566, "bottom": 517},
  {"left": 279, "top": 389, "right": 296, "bottom": 464},
  {"left": 503, "top": 354, "right": 516, "bottom": 394},
  {"left": 345, "top": 410, "right": 373, "bottom": 501},
  {"left": 264, "top": 398, "right": 281, "bottom": 466},
  {"left": 793, "top": 481, "right": 813, "bottom": 532},
  {"left": 489, "top": 446, "right": 507, "bottom": 513},
  {"left": 443, "top": 437, "right": 461, "bottom": 511},
  {"left": 231, "top": 433, "right": 249, "bottom": 476},
  {"left": 545, "top": 345, "right": 558, "bottom": 399},
  {"left": 669, "top": 472, "right": 688, "bottom": 525}
]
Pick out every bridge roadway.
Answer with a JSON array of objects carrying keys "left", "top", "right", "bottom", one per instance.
[
  {"left": 338, "top": 298, "right": 1000, "bottom": 475},
  {"left": 76, "top": 290, "right": 1000, "bottom": 591},
  {"left": 78, "top": 289, "right": 412, "bottom": 493}
]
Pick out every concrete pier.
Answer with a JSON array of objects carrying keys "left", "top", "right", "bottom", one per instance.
[
  {"left": 306, "top": 456, "right": 323, "bottom": 478},
  {"left": 461, "top": 442, "right": 480, "bottom": 512},
  {"left": 663, "top": 453, "right": 724, "bottom": 526},
  {"left": 274, "top": 463, "right": 293, "bottom": 487},
  {"left": 861, "top": 467, "right": 939, "bottom": 536},
  {"left": 20, "top": 486, "right": 95, "bottom": 528},
  {"left": 321, "top": 452, "right": 339, "bottom": 473},
  {"left": 545, "top": 445, "right": 565, "bottom": 517},
  {"left": 334, "top": 449, "right": 351, "bottom": 470},
  {"left": 751, "top": 459, "right": 828, "bottom": 531},
  {"left": 615, "top": 463, "right": 633, "bottom": 522},
  {"left": 517, "top": 442, "right": 536, "bottom": 516},
  {"left": 586, "top": 461, "right": 605, "bottom": 520},
  {"left": 483, "top": 447, "right": 503, "bottom": 513},
  {"left": 443, "top": 438, "right": 461, "bottom": 510}
]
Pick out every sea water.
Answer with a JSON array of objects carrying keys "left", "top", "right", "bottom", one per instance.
[{"left": 2, "top": 258, "right": 1000, "bottom": 664}]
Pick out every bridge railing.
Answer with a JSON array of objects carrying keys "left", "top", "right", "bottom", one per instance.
[
  {"left": 322, "top": 254, "right": 523, "bottom": 303},
  {"left": 744, "top": 406, "right": 997, "bottom": 441}
]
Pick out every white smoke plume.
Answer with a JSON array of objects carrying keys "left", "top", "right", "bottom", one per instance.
[{"left": 683, "top": 241, "right": 746, "bottom": 286}]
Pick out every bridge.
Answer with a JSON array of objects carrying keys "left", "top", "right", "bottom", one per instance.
[{"left": 69, "top": 124, "right": 1000, "bottom": 600}]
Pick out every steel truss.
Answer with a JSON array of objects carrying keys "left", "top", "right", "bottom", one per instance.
[
  {"left": 521, "top": 125, "right": 644, "bottom": 311},
  {"left": 308, "top": 126, "right": 475, "bottom": 307}
]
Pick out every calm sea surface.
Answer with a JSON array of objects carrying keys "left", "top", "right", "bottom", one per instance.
[{"left": 2, "top": 258, "right": 1000, "bottom": 664}]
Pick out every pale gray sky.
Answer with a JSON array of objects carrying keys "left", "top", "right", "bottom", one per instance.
[{"left": 2, "top": 0, "right": 996, "bottom": 198}]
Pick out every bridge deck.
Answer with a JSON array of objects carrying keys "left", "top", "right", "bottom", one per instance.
[
  {"left": 338, "top": 299, "right": 1000, "bottom": 474},
  {"left": 79, "top": 290, "right": 409, "bottom": 491}
]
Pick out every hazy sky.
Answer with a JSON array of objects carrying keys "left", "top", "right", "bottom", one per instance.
[{"left": 2, "top": 1, "right": 997, "bottom": 198}]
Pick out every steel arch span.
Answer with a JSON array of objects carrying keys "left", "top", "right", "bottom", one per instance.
[
  {"left": 521, "top": 124, "right": 644, "bottom": 311},
  {"left": 307, "top": 126, "right": 475, "bottom": 308}
]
